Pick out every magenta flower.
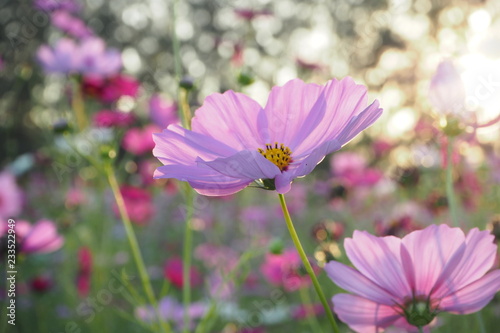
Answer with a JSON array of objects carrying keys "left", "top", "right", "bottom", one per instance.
[
  {"left": 0, "top": 171, "right": 23, "bottom": 219},
  {"left": 153, "top": 78, "right": 382, "bottom": 196},
  {"left": 260, "top": 248, "right": 319, "bottom": 292},
  {"left": 429, "top": 60, "right": 466, "bottom": 117},
  {"left": 330, "top": 151, "right": 383, "bottom": 187},
  {"left": 164, "top": 257, "right": 202, "bottom": 289},
  {"left": 325, "top": 224, "right": 500, "bottom": 332},
  {"left": 0, "top": 220, "right": 64, "bottom": 254},
  {"left": 122, "top": 125, "right": 159, "bottom": 156},
  {"left": 34, "top": 0, "right": 82, "bottom": 13},
  {"left": 113, "top": 185, "right": 154, "bottom": 224},
  {"left": 92, "top": 110, "right": 135, "bottom": 128}
]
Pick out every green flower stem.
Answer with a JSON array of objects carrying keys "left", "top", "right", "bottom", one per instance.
[
  {"left": 299, "top": 287, "right": 325, "bottom": 333},
  {"left": 70, "top": 76, "right": 87, "bottom": 130},
  {"left": 475, "top": 311, "right": 486, "bottom": 333},
  {"left": 418, "top": 326, "right": 424, "bottom": 333},
  {"left": 182, "top": 183, "right": 194, "bottom": 333},
  {"left": 445, "top": 137, "right": 459, "bottom": 227},
  {"left": 278, "top": 194, "right": 340, "bottom": 333},
  {"left": 105, "top": 165, "right": 170, "bottom": 333}
]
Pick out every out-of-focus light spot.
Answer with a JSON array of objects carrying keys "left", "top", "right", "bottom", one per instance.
[
  {"left": 80, "top": 166, "right": 97, "bottom": 180},
  {"left": 244, "top": 48, "right": 261, "bottom": 66},
  {"left": 314, "top": 251, "right": 326, "bottom": 262},
  {"left": 387, "top": 108, "right": 416, "bottom": 138},
  {"left": 188, "top": 59, "right": 206, "bottom": 78},
  {"left": 243, "top": 80, "right": 270, "bottom": 107},
  {"left": 191, "top": 217, "right": 206, "bottom": 231},
  {"left": 276, "top": 67, "right": 297, "bottom": 85},
  {"left": 275, "top": 0, "right": 296, "bottom": 18},
  {"left": 380, "top": 87, "right": 404, "bottom": 109},
  {"left": 116, "top": 96, "right": 135, "bottom": 112},
  {"left": 43, "top": 83, "right": 62, "bottom": 103},
  {"left": 459, "top": 54, "right": 500, "bottom": 130},
  {"left": 461, "top": 145, "right": 484, "bottom": 166},
  {"left": 291, "top": 28, "right": 331, "bottom": 63},
  {"left": 468, "top": 10, "right": 491, "bottom": 33},
  {"left": 217, "top": 40, "right": 234, "bottom": 59},
  {"left": 329, "top": 243, "right": 341, "bottom": 258},
  {"left": 379, "top": 50, "right": 413, "bottom": 71},
  {"left": 392, "top": 14, "right": 429, "bottom": 40},
  {"left": 125, "top": 161, "right": 137, "bottom": 173},
  {"left": 439, "top": 7, "right": 464, "bottom": 26},
  {"left": 438, "top": 28, "right": 460, "bottom": 54},
  {"left": 176, "top": 20, "right": 194, "bottom": 40},
  {"left": 122, "top": 4, "right": 149, "bottom": 30},
  {"left": 122, "top": 47, "right": 142, "bottom": 73}
]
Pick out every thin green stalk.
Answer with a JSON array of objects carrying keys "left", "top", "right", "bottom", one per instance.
[
  {"left": 475, "top": 311, "right": 486, "bottom": 333},
  {"left": 70, "top": 76, "right": 87, "bottom": 130},
  {"left": 105, "top": 165, "right": 170, "bottom": 333},
  {"left": 171, "top": 0, "right": 182, "bottom": 81},
  {"left": 418, "top": 326, "right": 424, "bottom": 333},
  {"left": 299, "top": 287, "right": 324, "bottom": 333},
  {"left": 278, "top": 194, "right": 340, "bottom": 333},
  {"left": 182, "top": 183, "right": 194, "bottom": 333},
  {"left": 445, "top": 138, "right": 459, "bottom": 227}
]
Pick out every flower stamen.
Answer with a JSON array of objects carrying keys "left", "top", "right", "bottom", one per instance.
[{"left": 258, "top": 142, "right": 292, "bottom": 171}]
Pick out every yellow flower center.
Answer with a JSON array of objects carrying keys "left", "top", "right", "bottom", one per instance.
[{"left": 258, "top": 142, "right": 292, "bottom": 171}]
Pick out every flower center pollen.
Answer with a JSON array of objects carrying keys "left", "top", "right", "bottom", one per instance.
[{"left": 258, "top": 142, "right": 292, "bottom": 171}]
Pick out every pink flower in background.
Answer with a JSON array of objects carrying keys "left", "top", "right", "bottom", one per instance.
[
  {"left": 194, "top": 243, "right": 239, "bottom": 273},
  {"left": 99, "top": 75, "right": 140, "bottom": 103},
  {"left": 234, "top": 8, "right": 272, "bottom": 21},
  {"left": 77, "top": 37, "right": 122, "bottom": 76},
  {"left": 37, "top": 37, "right": 122, "bottom": 76},
  {"left": 164, "top": 257, "right": 202, "bottom": 289},
  {"left": 34, "top": 0, "right": 82, "bottom": 12},
  {"left": 51, "top": 11, "right": 93, "bottom": 39},
  {"left": 37, "top": 38, "right": 80, "bottom": 74},
  {"left": 65, "top": 187, "right": 86, "bottom": 208},
  {"left": 330, "top": 151, "right": 383, "bottom": 187},
  {"left": 122, "top": 125, "right": 159, "bottom": 156},
  {"left": 138, "top": 159, "right": 161, "bottom": 186},
  {"left": 429, "top": 60, "right": 466, "bottom": 116},
  {"left": 292, "top": 303, "right": 325, "bottom": 319},
  {"left": 0, "top": 171, "right": 23, "bottom": 219},
  {"left": 113, "top": 186, "right": 154, "bottom": 224},
  {"left": 76, "top": 247, "right": 92, "bottom": 297},
  {"left": 326, "top": 224, "right": 500, "bottom": 332},
  {"left": 153, "top": 78, "right": 382, "bottom": 196},
  {"left": 136, "top": 296, "right": 206, "bottom": 330},
  {"left": 261, "top": 248, "right": 319, "bottom": 292},
  {"left": 0, "top": 220, "right": 64, "bottom": 254},
  {"left": 93, "top": 110, "right": 135, "bottom": 128},
  {"left": 489, "top": 153, "right": 500, "bottom": 183},
  {"left": 149, "top": 94, "right": 179, "bottom": 128}
]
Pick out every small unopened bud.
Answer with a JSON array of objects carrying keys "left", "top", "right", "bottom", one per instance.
[
  {"left": 179, "top": 76, "right": 195, "bottom": 90},
  {"left": 237, "top": 72, "right": 255, "bottom": 86},
  {"left": 53, "top": 119, "right": 72, "bottom": 134},
  {"left": 269, "top": 238, "right": 284, "bottom": 254}
]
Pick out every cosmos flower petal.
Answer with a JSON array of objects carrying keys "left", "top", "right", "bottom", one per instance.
[
  {"left": 200, "top": 150, "right": 281, "bottom": 180},
  {"left": 400, "top": 224, "right": 465, "bottom": 295},
  {"left": 191, "top": 90, "right": 267, "bottom": 150},
  {"left": 263, "top": 79, "right": 323, "bottom": 150},
  {"left": 291, "top": 78, "right": 380, "bottom": 154},
  {"left": 439, "top": 270, "right": 500, "bottom": 314},
  {"left": 325, "top": 261, "right": 397, "bottom": 305},
  {"left": 153, "top": 124, "right": 236, "bottom": 165},
  {"left": 434, "top": 228, "right": 497, "bottom": 297},
  {"left": 332, "top": 294, "right": 401, "bottom": 332},
  {"left": 154, "top": 165, "right": 251, "bottom": 196},
  {"left": 336, "top": 100, "right": 383, "bottom": 144},
  {"left": 344, "top": 231, "right": 411, "bottom": 301},
  {"left": 428, "top": 60, "right": 466, "bottom": 115},
  {"left": 21, "top": 220, "right": 64, "bottom": 253}
]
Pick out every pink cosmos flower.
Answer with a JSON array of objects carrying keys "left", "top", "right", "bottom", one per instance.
[
  {"left": 82, "top": 74, "right": 139, "bottom": 103},
  {"left": 325, "top": 224, "right": 500, "bottom": 332},
  {"left": 34, "top": 0, "right": 82, "bottom": 12},
  {"left": 51, "top": 10, "right": 93, "bottom": 39},
  {"left": 0, "top": 219, "right": 64, "bottom": 254},
  {"left": 76, "top": 247, "right": 92, "bottom": 297},
  {"left": 92, "top": 110, "right": 135, "bottom": 128},
  {"left": 153, "top": 78, "right": 382, "bottom": 196},
  {"left": 330, "top": 151, "right": 383, "bottom": 187},
  {"left": 37, "top": 38, "right": 80, "bottom": 74},
  {"left": 164, "top": 257, "right": 202, "bottom": 289},
  {"left": 0, "top": 171, "right": 23, "bottom": 219},
  {"left": 260, "top": 248, "right": 319, "bottom": 292},
  {"left": 429, "top": 60, "right": 466, "bottom": 117},
  {"left": 113, "top": 186, "right": 154, "bottom": 224},
  {"left": 123, "top": 125, "right": 159, "bottom": 156},
  {"left": 149, "top": 94, "right": 179, "bottom": 128}
]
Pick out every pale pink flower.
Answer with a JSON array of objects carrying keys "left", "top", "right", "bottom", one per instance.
[
  {"left": 0, "top": 219, "right": 64, "bottom": 254},
  {"left": 148, "top": 94, "right": 179, "bottom": 128},
  {"left": 326, "top": 224, "right": 500, "bottom": 332},
  {"left": 429, "top": 60, "right": 466, "bottom": 116},
  {"left": 0, "top": 171, "right": 23, "bottom": 219},
  {"left": 330, "top": 151, "right": 383, "bottom": 187}
]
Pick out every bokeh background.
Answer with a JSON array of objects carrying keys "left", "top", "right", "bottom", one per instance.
[{"left": 1, "top": 0, "right": 500, "bottom": 332}]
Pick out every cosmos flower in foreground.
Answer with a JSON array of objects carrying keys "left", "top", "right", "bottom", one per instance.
[
  {"left": 153, "top": 78, "right": 382, "bottom": 195},
  {"left": 325, "top": 224, "right": 500, "bottom": 332}
]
